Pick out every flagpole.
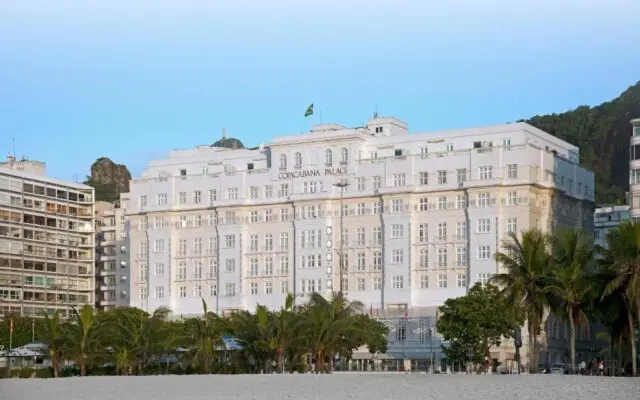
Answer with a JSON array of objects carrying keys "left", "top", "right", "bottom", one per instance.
[{"left": 9, "top": 316, "right": 13, "bottom": 349}]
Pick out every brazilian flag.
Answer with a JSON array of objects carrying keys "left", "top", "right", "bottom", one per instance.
[{"left": 304, "top": 103, "right": 313, "bottom": 117}]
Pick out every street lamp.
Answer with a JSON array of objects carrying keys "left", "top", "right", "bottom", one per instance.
[{"left": 333, "top": 181, "right": 349, "bottom": 294}]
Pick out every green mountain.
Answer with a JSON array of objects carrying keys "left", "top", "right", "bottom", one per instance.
[
  {"left": 523, "top": 81, "right": 640, "bottom": 204},
  {"left": 84, "top": 157, "right": 131, "bottom": 203},
  {"left": 212, "top": 137, "right": 245, "bottom": 149}
]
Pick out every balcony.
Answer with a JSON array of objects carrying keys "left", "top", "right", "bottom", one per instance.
[
  {"left": 99, "top": 284, "right": 116, "bottom": 291},
  {"left": 99, "top": 299, "right": 116, "bottom": 307},
  {"left": 98, "top": 268, "right": 116, "bottom": 276},
  {"left": 100, "top": 254, "right": 116, "bottom": 262}
]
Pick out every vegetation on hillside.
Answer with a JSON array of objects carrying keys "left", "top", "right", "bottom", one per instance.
[
  {"left": 1, "top": 292, "right": 387, "bottom": 377},
  {"left": 212, "top": 137, "right": 245, "bottom": 149},
  {"left": 83, "top": 157, "right": 131, "bottom": 203},
  {"left": 523, "top": 81, "right": 640, "bottom": 204}
]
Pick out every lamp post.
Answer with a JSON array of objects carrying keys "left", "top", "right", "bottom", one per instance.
[{"left": 333, "top": 181, "right": 349, "bottom": 294}]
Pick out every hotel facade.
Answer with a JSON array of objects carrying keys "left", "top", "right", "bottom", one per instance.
[
  {"left": 126, "top": 117, "right": 594, "bottom": 319},
  {"left": 0, "top": 156, "right": 95, "bottom": 317}
]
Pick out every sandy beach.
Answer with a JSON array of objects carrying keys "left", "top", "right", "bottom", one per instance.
[{"left": 1, "top": 373, "right": 637, "bottom": 400}]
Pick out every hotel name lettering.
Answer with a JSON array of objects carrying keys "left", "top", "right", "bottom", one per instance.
[{"left": 278, "top": 167, "right": 348, "bottom": 180}]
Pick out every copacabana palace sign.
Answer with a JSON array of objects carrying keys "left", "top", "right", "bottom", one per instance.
[{"left": 278, "top": 167, "right": 348, "bottom": 180}]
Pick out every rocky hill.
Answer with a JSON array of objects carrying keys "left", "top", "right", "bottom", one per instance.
[
  {"left": 523, "top": 81, "right": 640, "bottom": 204},
  {"left": 84, "top": 157, "right": 131, "bottom": 203},
  {"left": 212, "top": 137, "right": 245, "bottom": 149}
]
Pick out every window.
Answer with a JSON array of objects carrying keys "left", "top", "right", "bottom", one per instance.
[
  {"left": 224, "top": 258, "right": 236, "bottom": 272},
  {"left": 393, "top": 173, "right": 406, "bottom": 187},
  {"left": 340, "top": 278, "right": 348, "bottom": 292},
  {"left": 456, "top": 195, "right": 466, "bottom": 209},
  {"left": 156, "top": 193, "right": 167, "bottom": 205},
  {"left": 249, "top": 186, "right": 259, "bottom": 199},
  {"left": 250, "top": 282, "right": 258, "bottom": 295},
  {"left": 179, "top": 285, "right": 186, "bottom": 298},
  {"left": 279, "top": 154, "right": 287, "bottom": 170},
  {"left": 392, "top": 224, "right": 404, "bottom": 238},
  {"left": 392, "top": 275, "right": 404, "bottom": 289},
  {"left": 225, "top": 234, "right": 236, "bottom": 248},
  {"left": 445, "top": 143, "right": 453, "bottom": 152},
  {"left": 340, "top": 147, "right": 349, "bottom": 164},
  {"left": 478, "top": 273, "right": 492, "bottom": 285},
  {"left": 477, "top": 192, "right": 490, "bottom": 207},
  {"left": 249, "top": 234, "right": 258, "bottom": 251},
  {"left": 437, "top": 170, "right": 447, "bottom": 184},
  {"left": 391, "top": 199, "right": 404, "bottom": 213},
  {"left": 438, "top": 196, "right": 447, "bottom": 210},
  {"left": 438, "top": 274, "right": 447, "bottom": 289},
  {"left": 194, "top": 284, "right": 202, "bottom": 297},
  {"left": 177, "top": 262, "right": 187, "bottom": 280},
  {"left": 264, "top": 185, "right": 273, "bottom": 198},
  {"left": 193, "top": 238, "right": 202, "bottom": 255},
  {"left": 420, "top": 146, "right": 428, "bottom": 158},
  {"left": 396, "top": 322, "right": 406, "bottom": 341},
  {"left": 419, "top": 249, "right": 428, "bottom": 268},
  {"left": 373, "top": 276, "right": 382, "bottom": 290},
  {"left": 477, "top": 218, "right": 491, "bottom": 233},
  {"left": 456, "top": 221, "right": 466, "bottom": 240},
  {"left": 140, "top": 287, "right": 148, "bottom": 300},
  {"left": 418, "top": 223, "right": 428, "bottom": 243},
  {"left": 153, "top": 239, "right": 164, "bottom": 253},
  {"left": 178, "top": 192, "right": 187, "bottom": 204},
  {"left": 419, "top": 172, "right": 428, "bottom": 185},
  {"left": 456, "top": 247, "right": 467, "bottom": 267},
  {"left": 507, "top": 218, "right": 517, "bottom": 234},
  {"left": 208, "top": 259, "right": 217, "bottom": 277},
  {"left": 154, "top": 263, "right": 165, "bottom": 276},
  {"left": 356, "top": 203, "right": 365, "bottom": 216},
  {"left": 391, "top": 249, "right": 404, "bottom": 264},
  {"left": 507, "top": 164, "right": 518, "bottom": 179},
  {"left": 502, "top": 138, "right": 512, "bottom": 150},
  {"left": 249, "top": 257, "right": 259, "bottom": 276},
  {"left": 356, "top": 252, "right": 366, "bottom": 271},
  {"left": 632, "top": 169, "right": 640, "bottom": 185},
  {"left": 373, "top": 251, "right": 382, "bottom": 270},
  {"left": 155, "top": 285, "right": 165, "bottom": 299},
  {"left": 356, "top": 177, "right": 365, "bottom": 191},
  {"left": 280, "top": 255, "right": 289, "bottom": 274},
  {"left": 138, "top": 195, "right": 148, "bottom": 208},
  {"left": 265, "top": 257, "right": 273, "bottom": 276},
  {"left": 225, "top": 283, "right": 236, "bottom": 297},
  {"left": 280, "top": 281, "right": 289, "bottom": 294},
  {"left": 278, "top": 184, "right": 289, "bottom": 197},
  {"left": 356, "top": 227, "right": 365, "bottom": 245},
  {"left": 506, "top": 191, "right": 517, "bottom": 205},
  {"left": 357, "top": 278, "right": 365, "bottom": 291},
  {"left": 437, "top": 248, "right": 447, "bottom": 267},
  {"left": 264, "top": 233, "right": 273, "bottom": 251},
  {"left": 265, "top": 282, "right": 273, "bottom": 294},
  {"left": 265, "top": 209, "right": 273, "bottom": 222},
  {"left": 280, "top": 232, "right": 289, "bottom": 250},
  {"left": 419, "top": 198, "right": 428, "bottom": 211},
  {"left": 437, "top": 222, "right": 447, "bottom": 240},
  {"left": 457, "top": 168, "right": 467, "bottom": 184},
  {"left": 457, "top": 273, "right": 467, "bottom": 288},
  {"left": 294, "top": 152, "right": 302, "bottom": 168},
  {"left": 209, "top": 284, "right": 217, "bottom": 297},
  {"left": 325, "top": 149, "right": 333, "bottom": 166},
  {"left": 226, "top": 187, "right": 238, "bottom": 200},
  {"left": 193, "top": 191, "right": 202, "bottom": 204},
  {"left": 420, "top": 275, "right": 429, "bottom": 289},
  {"left": 479, "top": 166, "right": 493, "bottom": 180},
  {"left": 478, "top": 245, "right": 491, "bottom": 260},
  {"left": 209, "top": 189, "right": 217, "bottom": 204},
  {"left": 372, "top": 176, "right": 381, "bottom": 189},
  {"left": 249, "top": 211, "right": 258, "bottom": 223}
]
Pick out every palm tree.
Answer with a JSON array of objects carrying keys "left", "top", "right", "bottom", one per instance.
[
  {"left": 39, "top": 310, "right": 64, "bottom": 377},
  {"left": 546, "top": 228, "right": 594, "bottom": 373},
  {"left": 492, "top": 229, "right": 552, "bottom": 372},
  {"left": 183, "top": 299, "right": 225, "bottom": 374},
  {"left": 600, "top": 221, "right": 640, "bottom": 376},
  {"left": 299, "top": 292, "right": 364, "bottom": 373},
  {"left": 63, "top": 304, "right": 101, "bottom": 376},
  {"left": 272, "top": 293, "right": 298, "bottom": 372}
]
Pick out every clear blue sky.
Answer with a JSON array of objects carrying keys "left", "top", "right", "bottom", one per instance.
[{"left": 1, "top": 0, "right": 639, "bottom": 181}]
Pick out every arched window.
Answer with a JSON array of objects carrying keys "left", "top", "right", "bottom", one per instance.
[
  {"left": 325, "top": 149, "right": 333, "bottom": 166},
  {"left": 279, "top": 154, "right": 287, "bottom": 170},
  {"left": 294, "top": 152, "right": 302, "bottom": 169},
  {"left": 340, "top": 147, "right": 349, "bottom": 164}
]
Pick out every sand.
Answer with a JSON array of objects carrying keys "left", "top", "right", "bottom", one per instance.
[{"left": 1, "top": 373, "right": 637, "bottom": 400}]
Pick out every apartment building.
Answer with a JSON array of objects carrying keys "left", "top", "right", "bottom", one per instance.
[
  {"left": 0, "top": 156, "right": 95, "bottom": 317},
  {"left": 629, "top": 118, "right": 640, "bottom": 222},
  {"left": 95, "top": 199, "right": 130, "bottom": 311}
]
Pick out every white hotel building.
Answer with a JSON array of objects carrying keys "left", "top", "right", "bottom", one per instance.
[{"left": 126, "top": 116, "right": 594, "bottom": 324}]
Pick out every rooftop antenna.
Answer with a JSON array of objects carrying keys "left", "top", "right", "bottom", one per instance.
[
  {"left": 373, "top": 104, "right": 379, "bottom": 119},
  {"left": 222, "top": 128, "right": 227, "bottom": 141},
  {"left": 12, "top": 137, "right": 16, "bottom": 157}
]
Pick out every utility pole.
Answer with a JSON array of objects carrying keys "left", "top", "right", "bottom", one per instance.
[{"left": 333, "top": 181, "right": 349, "bottom": 294}]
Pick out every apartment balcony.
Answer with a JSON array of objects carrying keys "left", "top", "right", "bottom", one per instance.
[
  {"left": 99, "top": 284, "right": 116, "bottom": 291},
  {"left": 98, "top": 268, "right": 116, "bottom": 276},
  {"left": 100, "top": 254, "right": 116, "bottom": 262},
  {"left": 100, "top": 298, "right": 116, "bottom": 307},
  {"left": 101, "top": 224, "right": 116, "bottom": 232},
  {"left": 100, "top": 239, "right": 116, "bottom": 247}
]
